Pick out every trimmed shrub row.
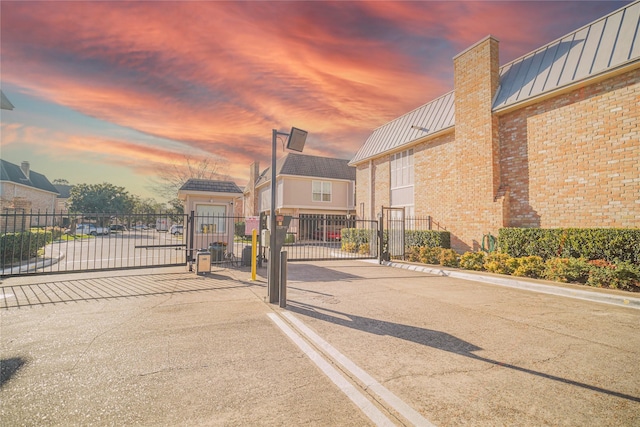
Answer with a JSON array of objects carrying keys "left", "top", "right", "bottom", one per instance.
[
  {"left": 0, "top": 228, "right": 64, "bottom": 264},
  {"left": 407, "top": 246, "right": 640, "bottom": 292},
  {"left": 340, "top": 228, "right": 451, "bottom": 256},
  {"left": 499, "top": 228, "right": 640, "bottom": 265},
  {"left": 404, "top": 230, "right": 451, "bottom": 249}
]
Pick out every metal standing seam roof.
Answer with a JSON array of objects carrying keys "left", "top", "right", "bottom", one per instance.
[
  {"left": 178, "top": 179, "right": 243, "bottom": 194},
  {"left": 350, "top": 0, "right": 640, "bottom": 165},
  {"left": 493, "top": 0, "right": 640, "bottom": 110},
  {"left": 256, "top": 153, "right": 356, "bottom": 187},
  {"left": 349, "top": 91, "right": 455, "bottom": 165}
]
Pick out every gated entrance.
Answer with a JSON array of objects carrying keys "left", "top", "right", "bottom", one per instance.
[
  {"left": 279, "top": 215, "right": 378, "bottom": 262},
  {"left": 1, "top": 210, "right": 379, "bottom": 276},
  {"left": 381, "top": 207, "right": 406, "bottom": 261},
  {"left": 0, "top": 211, "right": 190, "bottom": 276}
]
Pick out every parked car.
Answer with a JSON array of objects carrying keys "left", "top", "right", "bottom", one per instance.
[
  {"left": 110, "top": 224, "right": 127, "bottom": 232},
  {"left": 170, "top": 224, "right": 183, "bottom": 235},
  {"left": 131, "top": 224, "right": 150, "bottom": 230},
  {"left": 313, "top": 226, "right": 341, "bottom": 241},
  {"left": 76, "top": 224, "right": 110, "bottom": 236}
]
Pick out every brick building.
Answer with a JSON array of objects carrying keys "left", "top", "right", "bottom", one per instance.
[{"left": 349, "top": 2, "right": 639, "bottom": 252}]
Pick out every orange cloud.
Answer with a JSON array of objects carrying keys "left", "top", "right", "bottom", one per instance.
[{"left": 1, "top": 1, "right": 628, "bottom": 199}]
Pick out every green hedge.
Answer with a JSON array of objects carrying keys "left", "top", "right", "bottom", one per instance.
[
  {"left": 341, "top": 228, "right": 450, "bottom": 253},
  {"left": 341, "top": 228, "right": 376, "bottom": 247},
  {"left": 499, "top": 228, "right": 640, "bottom": 265},
  {"left": 0, "top": 229, "right": 60, "bottom": 264},
  {"left": 404, "top": 230, "right": 451, "bottom": 249}
]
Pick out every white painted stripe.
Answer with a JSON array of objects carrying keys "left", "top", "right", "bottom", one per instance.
[
  {"left": 282, "top": 312, "right": 436, "bottom": 427},
  {"left": 267, "top": 313, "right": 395, "bottom": 427}
]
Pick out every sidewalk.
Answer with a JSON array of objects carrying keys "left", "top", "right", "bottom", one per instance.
[{"left": 379, "top": 259, "right": 640, "bottom": 309}]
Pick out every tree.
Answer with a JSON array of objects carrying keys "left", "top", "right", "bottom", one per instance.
[
  {"left": 131, "top": 196, "right": 165, "bottom": 214},
  {"left": 52, "top": 178, "right": 70, "bottom": 185},
  {"left": 68, "top": 183, "right": 135, "bottom": 213},
  {"left": 147, "top": 155, "right": 228, "bottom": 201}
]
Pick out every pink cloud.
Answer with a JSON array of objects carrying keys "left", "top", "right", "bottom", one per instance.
[{"left": 1, "top": 1, "right": 628, "bottom": 199}]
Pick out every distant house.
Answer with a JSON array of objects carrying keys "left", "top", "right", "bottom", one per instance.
[
  {"left": 54, "top": 184, "right": 73, "bottom": 226},
  {"left": 1, "top": 160, "right": 58, "bottom": 213},
  {"left": 177, "top": 179, "right": 243, "bottom": 250},
  {"left": 350, "top": 2, "right": 640, "bottom": 252},
  {"left": 243, "top": 153, "right": 356, "bottom": 240}
]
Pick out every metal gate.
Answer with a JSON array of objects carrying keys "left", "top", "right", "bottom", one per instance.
[
  {"left": 1, "top": 210, "right": 379, "bottom": 277},
  {"left": 1, "top": 211, "right": 189, "bottom": 276},
  {"left": 278, "top": 215, "right": 379, "bottom": 262},
  {"left": 381, "top": 207, "right": 406, "bottom": 261}
]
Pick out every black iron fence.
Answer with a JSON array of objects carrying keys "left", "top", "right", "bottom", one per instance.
[
  {"left": 276, "top": 215, "right": 379, "bottom": 262},
  {"left": 1, "top": 211, "right": 188, "bottom": 276},
  {"left": 1, "top": 209, "right": 444, "bottom": 276}
]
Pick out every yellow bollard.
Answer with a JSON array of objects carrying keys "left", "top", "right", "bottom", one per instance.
[{"left": 251, "top": 228, "right": 257, "bottom": 281}]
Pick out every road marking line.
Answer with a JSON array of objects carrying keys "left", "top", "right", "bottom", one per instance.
[
  {"left": 267, "top": 313, "right": 396, "bottom": 427},
  {"left": 282, "top": 312, "right": 436, "bottom": 427}
]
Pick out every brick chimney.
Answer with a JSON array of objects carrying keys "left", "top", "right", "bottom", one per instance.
[
  {"left": 451, "top": 35, "right": 504, "bottom": 251},
  {"left": 20, "top": 161, "right": 30, "bottom": 179},
  {"left": 244, "top": 161, "right": 260, "bottom": 216}
]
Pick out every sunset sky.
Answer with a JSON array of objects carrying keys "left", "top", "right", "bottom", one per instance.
[{"left": 1, "top": 1, "right": 631, "bottom": 202}]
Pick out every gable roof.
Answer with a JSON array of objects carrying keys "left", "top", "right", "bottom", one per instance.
[
  {"left": 493, "top": 0, "right": 640, "bottom": 110},
  {"left": 350, "top": 1, "right": 640, "bottom": 165},
  {"left": 178, "top": 179, "right": 243, "bottom": 194},
  {"left": 0, "top": 159, "right": 58, "bottom": 194},
  {"left": 349, "top": 92, "right": 455, "bottom": 165},
  {"left": 54, "top": 184, "right": 73, "bottom": 198},
  {"left": 256, "top": 153, "right": 356, "bottom": 186}
]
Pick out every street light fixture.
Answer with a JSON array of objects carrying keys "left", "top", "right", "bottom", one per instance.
[{"left": 269, "top": 127, "right": 308, "bottom": 303}]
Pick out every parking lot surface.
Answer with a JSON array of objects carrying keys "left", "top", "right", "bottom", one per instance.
[{"left": 1, "top": 261, "right": 639, "bottom": 426}]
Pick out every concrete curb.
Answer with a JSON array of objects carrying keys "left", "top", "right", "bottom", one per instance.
[{"left": 377, "top": 260, "right": 640, "bottom": 310}]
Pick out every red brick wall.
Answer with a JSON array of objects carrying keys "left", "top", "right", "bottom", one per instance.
[
  {"left": 413, "top": 132, "right": 456, "bottom": 224},
  {"left": 355, "top": 156, "right": 390, "bottom": 219},
  {"left": 500, "top": 68, "right": 640, "bottom": 228},
  {"left": 354, "top": 41, "right": 638, "bottom": 253}
]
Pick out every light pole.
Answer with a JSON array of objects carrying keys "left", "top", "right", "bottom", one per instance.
[{"left": 268, "top": 127, "right": 307, "bottom": 304}]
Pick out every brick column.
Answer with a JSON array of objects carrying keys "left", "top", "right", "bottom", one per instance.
[{"left": 452, "top": 36, "right": 504, "bottom": 251}]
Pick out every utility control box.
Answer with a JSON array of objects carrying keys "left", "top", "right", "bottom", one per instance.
[
  {"left": 196, "top": 249, "right": 211, "bottom": 274},
  {"left": 261, "top": 229, "right": 270, "bottom": 247}
]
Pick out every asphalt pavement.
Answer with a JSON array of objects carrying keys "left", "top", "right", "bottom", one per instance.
[{"left": 1, "top": 260, "right": 639, "bottom": 426}]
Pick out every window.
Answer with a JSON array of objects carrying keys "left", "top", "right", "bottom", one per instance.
[
  {"left": 195, "top": 204, "right": 226, "bottom": 233},
  {"left": 390, "top": 149, "right": 414, "bottom": 209},
  {"left": 390, "top": 149, "right": 414, "bottom": 188},
  {"left": 312, "top": 181, "right": 332, "bottom": 202}
]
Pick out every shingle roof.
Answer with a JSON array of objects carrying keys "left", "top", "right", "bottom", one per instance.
[
  {"left": 54, "top": 184, "right": 72, "bottom": 198},
  {"left": 256, "top": 153, "right": 356, "bottom": 186},
  {"left": 350, "top": 1, "right": 640, "bottom": 165},
  {"left": 0, "top": 159, "right": 58, "bottom": 194},
  {"left": 179, "top": 179, "right": 243, "bottom": 194}
]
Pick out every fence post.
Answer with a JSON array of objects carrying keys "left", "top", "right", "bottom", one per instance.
[
  {"left": 279, "top": 250, "right": 287, "bottom": 308},
  {"left": 188, "top": 210, "right": 195, "bottom": 271}
]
